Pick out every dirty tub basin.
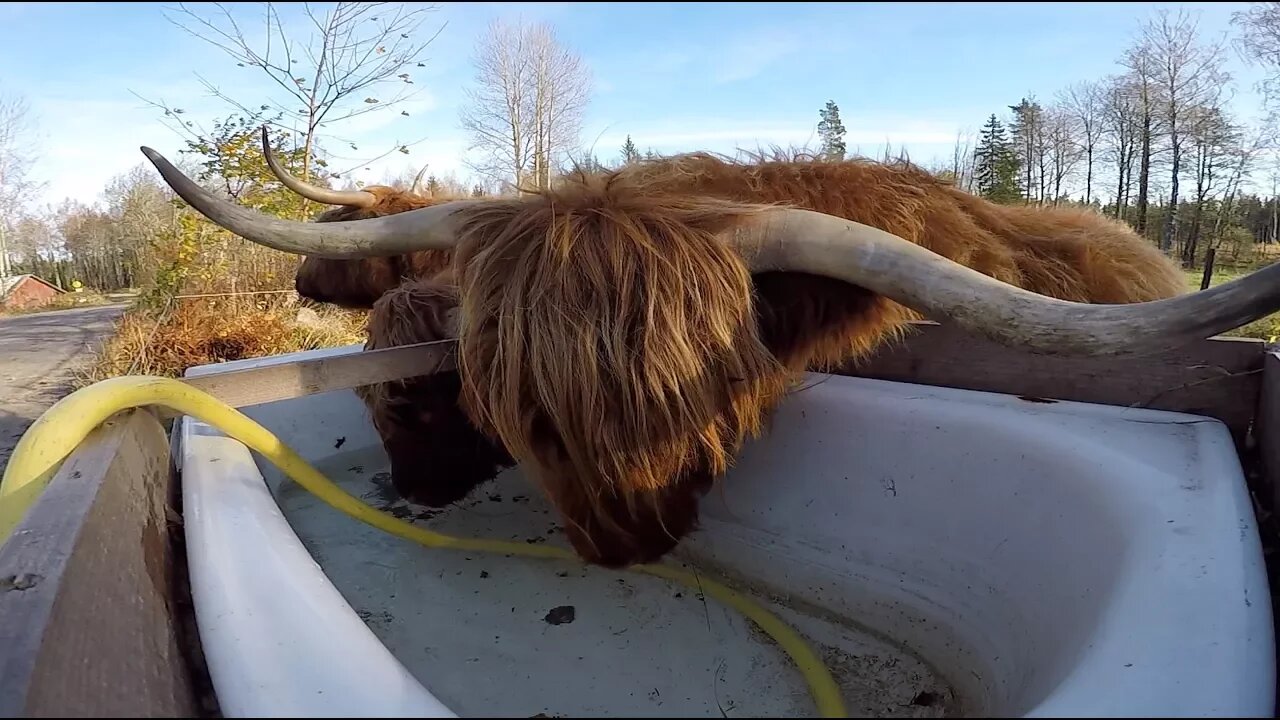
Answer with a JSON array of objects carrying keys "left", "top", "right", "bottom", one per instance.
[{"left": 176, "top": 344, "right": 1275, "bottom": 717}]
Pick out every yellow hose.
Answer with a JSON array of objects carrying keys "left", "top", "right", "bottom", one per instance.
[{"left": 0, "top": 375, "right": 847, "bottom": 718}]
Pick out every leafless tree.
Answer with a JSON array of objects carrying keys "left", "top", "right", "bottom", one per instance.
[
  {"left": 950, "top": 129, "right": 977, "bottom": 193},
  {"left": 459, "top": 17, "right": 592, "bottom": 193},
  {"left": 1137, "top": 8, "right": 1229, "bottom": 252},
  {"left": 1208, "top": 123, "right": 1274, "bottom": 253},
  {"left": 1101, "top": 75, "right": 1142, "bottom": 220},
  {"left": 1182, "top": 104, "right": 1237, "bottom": 264},
  {"left": 1059, "top": 80, "right": 1104, "bottom": 203},
  {"left": 1233, "top": 2, "right": 1280, "bottom": 122},
  {"left": 146, "top": 2, "right": 444, "bottom": 182},
  {"left": 1044, "top": 104, "right": 1084, "bottom": 205},
  {"left": 9, "top": 215, "right": 62, "bottom": 285},
  {"left": 1120, "top": 41, "right": 1160, "bottom": 236},
  {"left": 0, "top": 92, "right": 41, "bottom": 278}
]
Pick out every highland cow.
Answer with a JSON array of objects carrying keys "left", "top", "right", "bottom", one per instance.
[
  {"left": 142, "top": 138, "right": 1280, "bottom": 569},
  {"left": 261, "top": 143, "right": 452, "bottom": 309},
  {"left": 260, "top": 139, "right": 514, "bottom": 509}
]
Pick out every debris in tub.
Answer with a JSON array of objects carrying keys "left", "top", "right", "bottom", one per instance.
[
  {"left": 1017, "top": 395, "right": 1057, "bottom": 404},
  {"left": 334, "top": 436, "right": 346, "bottom": 449},
  {"left": 480, "top": 570, "right": 490, "bottom": 578},
  {"left": 911, "top": 690, "right": 939, "bottom": 707},
  {"left": 544, "top": 605, "right": 576, "bottom": 625}
]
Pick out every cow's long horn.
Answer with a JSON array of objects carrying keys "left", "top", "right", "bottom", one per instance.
[
  {"left": 410, "top": 165, "right": 430, "bottom": 196},
  {"left": 260, "top": 127, "right": 377, "bottom": 209},
  {"left": 733, "top": 207, "right": 1280, "bottom": 358},
  {"left": 140, "top": 145, "right": 475, "bottom": 256}
]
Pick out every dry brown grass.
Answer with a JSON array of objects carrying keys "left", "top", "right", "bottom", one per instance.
[{"left": 79, "top": 293, "right": 368, "bottom": 386}]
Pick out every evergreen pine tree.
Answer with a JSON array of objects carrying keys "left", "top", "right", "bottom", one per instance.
[
  {"left": 974, "top": 114, "right": 1021, "bottom": 204},
  {"left": 817, "top": 100, "right": 847, "bottom": 160},
  {"left": 620, "top": 135, "right": 641, "bottom": 165}
]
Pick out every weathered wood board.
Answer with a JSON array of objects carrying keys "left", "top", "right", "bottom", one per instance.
[
  {"left": 0, "top": 409, "right": 202, "bottom": 718},
  {"left": 840, "top": 321, "right": 1266, "bottom": 449}
]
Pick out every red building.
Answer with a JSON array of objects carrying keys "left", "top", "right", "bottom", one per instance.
[{"left": 0, "top": 274, "right": 64, "bottom": 311}]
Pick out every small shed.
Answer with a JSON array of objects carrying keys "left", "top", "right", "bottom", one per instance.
[{"left": 0, "top": 274, "right": 64, "bottom": 310}]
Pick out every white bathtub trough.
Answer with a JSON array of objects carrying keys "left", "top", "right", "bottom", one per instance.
[{"left": 177, "top": 345, "right": 1276, "bottom": 718}]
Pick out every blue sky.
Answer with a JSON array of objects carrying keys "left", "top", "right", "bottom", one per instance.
[{"left": 0, "top": 1, "right": 1271, "bottom": 208}]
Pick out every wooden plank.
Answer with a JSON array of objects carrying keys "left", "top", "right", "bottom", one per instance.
[
  {"left": 1257, "top": 351, "right": 1280, "bottom": 515},
  {"left": 838, "top": 321, "right": 1266, "bottom": 447},
  {"left": 174, "top": 324, "right": 1265, "bottom": 448},
  {"left": 0, "top": 409, "right": 200, "bottom": 718},
  {"left": 180, "top": 337, "right": 455, "bottom": 409}
]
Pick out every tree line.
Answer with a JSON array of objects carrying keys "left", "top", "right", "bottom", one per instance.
[
  {"left": 804, "top": 8, "right": 1280, "bottom": 276},
  {"left": 955, "top": 8, "right": 1276, "bottom": 272}
]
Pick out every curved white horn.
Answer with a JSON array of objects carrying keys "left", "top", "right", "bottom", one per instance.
[
  {"left": 410, "top": 165, "right": 430, "bottom": 196},
  {"left": 260, "top": 126, "right": 377, "bottom": 208},
  {"left": 732, "top": 207, "right": 1280, "bottom": 357},
  {"left": 141, "top": 146, "right": 480, "bottom": 257}
]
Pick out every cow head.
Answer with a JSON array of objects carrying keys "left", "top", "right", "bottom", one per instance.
[{"left": 258, "top": 129, "right": 452, "bottom": 308}]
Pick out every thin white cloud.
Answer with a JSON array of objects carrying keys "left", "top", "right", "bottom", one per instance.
[
  {"left": 710, "top": 31, "right": 805, "bottom": 85},
  {"left": 23, "top": 96, "right": 188, "bottom": 210}
]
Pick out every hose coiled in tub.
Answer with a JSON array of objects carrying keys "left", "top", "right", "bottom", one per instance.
[{"left": 0, "top": 375, "right": 848, "bottom": 718}]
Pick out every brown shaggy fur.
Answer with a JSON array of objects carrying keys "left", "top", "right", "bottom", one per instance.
[
  {"left": 294, "top": 186, "right": 456, "bottom": 308},
  {"left": 298, "top": 186, "right": 512, "bottom": 510},
  {"left": 354, "top": 279, "right": 515, "bottom": 507},
  {"left": 304, "top": 153, "right": 1187, "bottom": 568},
  {"left": 615, "top": 153, "right": 1186, "bottom": 371}
]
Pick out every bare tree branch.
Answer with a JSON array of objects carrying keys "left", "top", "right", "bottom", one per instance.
[
  {"left": 1135, "top": 8, "right": 1230, "bottom": 251},
  {"left": 141, "top": 1, "right": 445, "bottom": 186},
  {"left": 1060, "top": 80, "right": 1105, "bottom": 204},
  {"left": 458, "top": 17, "right": 592, "bottom": 193},
  {"left": 0, "top": 90, "right": 42, "bottom": 276}
]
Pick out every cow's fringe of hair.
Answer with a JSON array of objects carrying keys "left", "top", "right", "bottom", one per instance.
[
  {"left": 356, "top": 279, "right": 515, "bottom": 508},
  {"left": 448, "top": 170, "right": 799, "bottom": 565}
]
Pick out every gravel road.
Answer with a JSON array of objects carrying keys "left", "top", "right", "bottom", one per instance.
[{"left": 0, "top": 304, "right": 126, "bottom": 472}]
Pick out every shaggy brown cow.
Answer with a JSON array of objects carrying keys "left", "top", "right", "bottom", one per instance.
[
  {"left": 143, "top": 141, "right": 1280, "bottom": 569},
  {"left": 262, "top": 142, "right": 451, "bottom": 309},
  {"left": 260, "top": 139, "right": 515, "bottom": 508}
]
